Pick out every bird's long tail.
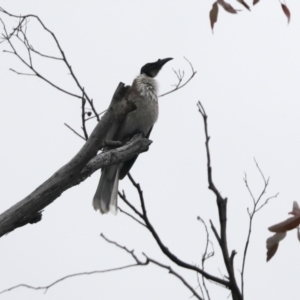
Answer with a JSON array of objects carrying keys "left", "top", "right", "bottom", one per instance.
[{"left": 93, "top": 165, "right": 120, "bottom": 214}]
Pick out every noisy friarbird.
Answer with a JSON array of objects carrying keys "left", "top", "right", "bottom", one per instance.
[{"left": 93, "top": 58, "right": 173, "bottom": 214}]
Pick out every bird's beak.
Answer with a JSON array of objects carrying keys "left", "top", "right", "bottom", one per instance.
[{"left": 158, "top": 57, "right": 173, "bottom": 67}]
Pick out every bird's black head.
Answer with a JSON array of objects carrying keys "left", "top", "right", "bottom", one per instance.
[{"left": 140, "top": 58, "right": 173, "bottom": 78}]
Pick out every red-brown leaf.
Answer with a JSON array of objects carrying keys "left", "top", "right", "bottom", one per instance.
[
  {"left": 209, "top": 2, "right": 219, "bottom": 32},
  {"left": 218, "top": 0, "right": 238, "bottom": 14},
  {"left": 266, "top": 232, "right": 286, "bottom": 261},
  {"left": 237, "top": 0, "right": 251, "bottom": 11},
  {"left": 266, "top": 241, "right": 279, "bottom": 262},
  {"left": 281, "top": 3, "right": 291, "bottom": 24},
  {"left": 268, "top": 215, "right": 300, "bottom": 233},
  {"left": 289, "top": 201, "right": 300, "bottom": 216}
]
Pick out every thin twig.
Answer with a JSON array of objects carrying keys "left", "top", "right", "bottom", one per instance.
[
  {"left": 0, "top": 9, "right": 99, "bottom": 118},
  {"left": 118, "top": 190, "right": 144, "bottom": 219},
  {"left": 143, "top": 254, "right": 203, "bottom": 300},
  {"left": 64, "top": 123, "right": 86, "bottom": 141},
  {"left": 81, "top": 90, "right": 89, "bottom": 140},
  {"left": 9, "top": 68, "right": 35, "bottom": 76},
  {"left": 0, "top": 265, "right": 139, "bottom": 295},
  {"left": 102, "top": 233, "right": 203, "bottom": 300},
  {"left": 118, "top": 207, "right": 146, "bottom": 227},
  {"left": 1, "top": 21, "right": 82, "bottom": 98},
  {"left": 28, "top": 45, "right": 63, "bottom": 60},
  {"left": 241, "top": 159, "right": 278, "bottom": 297},
  {"left": 101, "top": 233, "right": 144, "bottom": 264},
  {"left": 159, "top": 57, "right": 197, "bottom": 97},
  {"left": 197, "top": 216, "right": 213, "bottom": 300}
]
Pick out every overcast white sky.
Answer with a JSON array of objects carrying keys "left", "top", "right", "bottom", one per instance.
[{"left": 0, "top": 1, "right": 300, "bottom": 299}]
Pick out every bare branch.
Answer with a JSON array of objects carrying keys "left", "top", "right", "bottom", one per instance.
[
  {"left": 0, "top": 8, "right": 100, "bottom": 119},
  {"left": 197, "top": 101, "right": 242, "bottom": 300},
  {"left": 0, "top": 265, "right": 138, "bottom": 295},
  {"left": 64, "top": 123, "right": 86, "bottom": 141},
  {"left": 197, "top": 216, "right": 214, "bottom": 300},
  {"left": 241, "top": 159, "right": 278, "bottom": 297},
  {"left": 143, "top": 254, "right": 203, "bottom": 300},
  {"left": 119, "top": 189, "right": 144, "bottom": 219},
  {"left": 28, "top": 45, "right": 63, "bottom": 60},
  {"left": 101, "top": 234, "right": 203, "bottom": 300},
  {"left": 0, "top": 20, "right": 82, "bottom": 99},
  {"left": 81, "top": 90, "right": 89, "bottom": 140},
  {"left": 126, "top": 173, "right": 230, "bottom": 288},
  {"left": 9, "top": 68, "right": 35, "bottom": 76},
  {"left": 118, "top": 207, "right": 146, "bottom": 227},
  {"left": 101, "top": 233, "right": 144, "bottom": 264},
  {"left": 159, "top": 57, "right": 197, "bottom": 97}
]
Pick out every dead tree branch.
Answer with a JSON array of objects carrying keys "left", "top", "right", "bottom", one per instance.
[
  {"left": 0, "top": 233, "right": 203, "bottom": 299},
  {"left": 159, "top": 57, "right": 197, "bottom": 97},
  {"left": 64, "top": 123, "right": 86, "bottom": 141},
  {"left": 240, "top": 159, "right": 278, "bottom": 296},
  {"left": 197, "top": 101, "right": 242, "bottom": 300},
  {"left": 0, "top": 265, "right": 138, "bottom": 295},
  {"left": 124, "top": 173, "right": 230, "bottom": 287},
  {"left": 197, "top": 216, "right": 214, "bottom": 300}
]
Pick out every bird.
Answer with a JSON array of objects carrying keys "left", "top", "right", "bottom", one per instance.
[{"left": 93, "top": 57, "right": 173, "bottom": 214}]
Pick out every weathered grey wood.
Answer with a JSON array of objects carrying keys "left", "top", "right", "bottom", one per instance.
[
  {"left": 70, "top": 133, "right": 152, "bottom": 189},
  {"left": 0, "top": 82, "right": 147, "bottom": 238}
]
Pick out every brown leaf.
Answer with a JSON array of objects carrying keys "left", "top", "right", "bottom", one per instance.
[
  {"left": 266, "top": 232, "right": 286, "bottom": 261},
  {"left": 281, "top": 3, "right": 291, "bottom": 24},
  {"left": 218, "top": 0, "right": 239, "bottom": 14},
  {"left": 266, "top": 241, "right": 279, "bottom": 262},
  {"left": 289, "top": 201, "right": 300, "bottom": 216},
  {"left": 253, "top": 0, "right": 260, "bottom": 5},
  {"left": 268, "top": 215, "right": 300, "bottom": 233},
  {"left": 237, "top": 0, "right": 251, "bottom": 11},
  {"left": 209, "top": 2, "right": 219, "bottom": 32}
]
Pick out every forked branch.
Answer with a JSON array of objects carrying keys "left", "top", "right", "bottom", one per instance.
[
  {"left": 197, "top": 101, "right": 242, "bottom": 300},
  {"left": 241, "top": 159, "right": 278, "bottom": 296}
]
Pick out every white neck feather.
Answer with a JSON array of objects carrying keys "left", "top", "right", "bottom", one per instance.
[{"left": 135, "top": 74, "right": 158, "bottom": 102}]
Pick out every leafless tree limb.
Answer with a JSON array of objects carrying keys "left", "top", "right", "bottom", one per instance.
[
  {"left": 159, "top": 57, "right": 197, "bottom": 97},
  {"left": 144, "top": 254, "right": 204, "bottom": 300},
  {"left": 9, "top": 68, "right": 35, "bottom": 76},
  {"left": 0, "top": 265, "right": 139, "bottom": 295},
  {"left": 0, "top": 233, "right": 204, "bottom": 299},
  {"left": 101, "top": 234, "right": 204, "bottom": 300},
  {"left": 124, "top": 173, "right": 230, "bottom": 287},
  {"left": 81, "top": 90, "right": 89, "bottom": 140},
  {"left": 101, "top": 233, "right": 144, "bottom": 264},
  {"left": 197, "top": 216, "right": 214, "bottom": 300},
  {"left": 64, "top": 123, "right": 86, "bottom": 141},
  {"left": 118, "top": 189, "right": 144, "bottom": 219},
  {"left": 118, "top": 207, "right": 146, "bottom": 227},
  {"left": 197, "top": 101, "right": 242, "bottom": 300},
  {"left": 0, "top": 7, "right": 100, "bottom": 120},
  {"left": 240, "top": 159, "right": 278, "bottom": 296}
]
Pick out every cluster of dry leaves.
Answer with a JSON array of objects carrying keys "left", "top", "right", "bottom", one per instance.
[
  {"left": 266, "top": 201, "right": 300, "bottom": 261},
  {"left": 209, "top": 0, "right": 291, "bottom": 31}
]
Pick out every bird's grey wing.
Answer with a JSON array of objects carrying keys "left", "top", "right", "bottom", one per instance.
[{"left": 119, "top": 126, "right": 153, "bottom": 180}]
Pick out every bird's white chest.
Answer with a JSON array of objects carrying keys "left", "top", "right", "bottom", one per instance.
[
  {"left": 135, "top": 75, "right": 158, "bottom": 104},
  {"left": 134, "top": 75, "right": 158, "bottom": 125}
]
